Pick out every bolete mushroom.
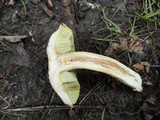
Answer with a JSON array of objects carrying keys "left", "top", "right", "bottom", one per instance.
[{"left": 47, "top": 24, "right": 142, "bottom": 107}]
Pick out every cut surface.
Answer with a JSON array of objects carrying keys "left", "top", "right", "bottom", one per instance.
[
  {"left": 59, "top": 71, "right": 80, "bottom": 104},
  {"left": 47, "top": 24, "right": 143, "bottom": 107},
  {"left": 47, "top": 24, "right": 80, "bottom": 107},
  {"left": 55, "top": 24, "right": 75, "bottom": 53},
  {"left": 58, "top": 52, "right": 142, "bottom": 92}
]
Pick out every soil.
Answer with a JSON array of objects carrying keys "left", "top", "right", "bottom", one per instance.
[{"left": 0, "top": 0, "right": 160, "bottom": 120}]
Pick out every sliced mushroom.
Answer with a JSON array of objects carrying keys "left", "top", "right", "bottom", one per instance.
[{"left": 47, "top": 24, "right": 142, "bottom": 107}]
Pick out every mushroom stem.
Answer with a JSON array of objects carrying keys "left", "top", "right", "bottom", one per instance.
[
  {"left": 47, "top": 24, "right": 143, "bottom": 107},
  {"left": 58, "top": 52, "right": 142, "bottom": 92}
]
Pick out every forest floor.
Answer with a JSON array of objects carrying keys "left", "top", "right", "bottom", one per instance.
[{"left": 0, "top": 0, "right": 160, "bottom": 120}]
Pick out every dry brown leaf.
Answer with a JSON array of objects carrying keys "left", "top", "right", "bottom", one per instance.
[
  {"left": 63, "top": 0, "right": 71, "bottom": 7},
  {"left": 133, "top": 63, "right": 145, "bottom": 72},
  {"left": 0, "top": 35, "right": 27, "bottom": 43},
  {"left": 11, "top": 10, "right": 18, "bottom": 23},
  {"left": 115, "top": 0, "right": 128, "bottom": 14},
  {"left": 141, "top": 62, "right": 150, "bottom": 73},
  {"left": 142, "top": 94, "right": 160, "bottom": 120},
  {"left": 62, "top": 0, "right": 76, "bottom": 26},
  {"left": 38, "top": 17, "right": 50, "bottom": 25},
  {"left": 133, "top": 62, "right": 150, "bottom": 73},
  {"left": 106, "top": 43, "right": 118, "bottom": 55},
  {"left": 118, "top": 37, "right": 129, "bottom": 50},
  {"left": 8, "top": 0, "right": 15, "bottom": 5},
  {"left": 105, "top": 36, "right": 143, "bottom": 55},
  {"left": 129, "top": 37, "right": 143, "bottom": 54},
  {"left": 105, "top": 37, "right": 129, "bottom": 55},
  {"left": 47, "top": 0, "right": 53, "bottom": 8},
  {"left": 42, "top": 3, "right": 56, "bottom": 18}
]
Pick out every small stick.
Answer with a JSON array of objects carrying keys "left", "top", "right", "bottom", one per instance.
[
  {"left": 150, "top": 65, "right": 160, "bottom": 68},
  {"left": 0, "top": 35, "right": 27, "bottom": 43},
  {"left": 79, "top": 81, "right": 104, "bottom": 105},
  {"left": 4, "top": 105, "right": 104, "bottom": 112}
]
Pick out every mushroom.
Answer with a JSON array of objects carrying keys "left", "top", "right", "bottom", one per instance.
[{"left": 47, "top": 24, "right": 142, "bottom": 107}]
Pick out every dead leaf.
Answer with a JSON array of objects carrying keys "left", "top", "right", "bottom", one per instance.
[
  {"left": 62, "top": 0, "right": 76, "bottom": 26},
  {"left": 105, "top": 36, "right": 143, "bottom": 55},
  {"left": 8, "top": 0, "right": 15, "bottom": 5},
  {"left": 142, "top": 94, "right": 160, "bottom": 120},
  {"left": 47, "top": 0, "right": 53, "bottom": 8},
  {"left": 12, "top": 43, "right": 30, "bottom": 67},
  {"left": 38, "top": 17, "right": 50, "bottom": 25},
  {"left": 42, "top": 3, "right": 56, "bottom": 18},
  {"left": 118, "top": 37, "right": 129, "bottom": 50},
  {"left": 105, "top": 37, "right": 128, "bottom": 55},
  {"left": 133, "top": 63, "right": 145, "bottom": 72},
  {"left": 129, "top": 37, "right": 143, "bottom": 54},
  {"left": 11, "top": 10, "right": 18, "bottom": 23},
  {"left": 141, "top": 62, "right": 150, "bottom": 73},
  {"left": 0, "top": 35, "right": 27, "bottom": 43},
  {"left": 63, "top": 0, "right": 71, "bottom": 7},
  {"left": 133, "top": 62, "right": 150, "bottom": 73}
]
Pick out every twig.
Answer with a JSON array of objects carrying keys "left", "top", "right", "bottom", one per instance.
[
  {"left": 4, "top": 105, "right": 104, "bottom": 112},
  {"left": 101, "top": 105, "right": 107, "bottom": 120},
  {"left": 47, "top": 0, "right": 53, "bottom": 8},
  {"left": 150, "top": 65, "right": 160, "bottom": 67},
  {"left": 62, "top": 0, "right": 76, "bottom": 26},
  {"left": 0, "top": 35, "right": 27, "bottom": 43},
  {"left": 41, "top": 3, "right": 56, "bottom": 18},
  {"left": 79, "top": 80, "right": 104, "bottom": 105}
]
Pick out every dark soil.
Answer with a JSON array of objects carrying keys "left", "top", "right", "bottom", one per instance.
[{"left": 0, "top": 0, "right": 160, "bottom": 120}]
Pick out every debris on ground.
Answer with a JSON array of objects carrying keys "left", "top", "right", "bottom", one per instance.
[
  {"left": 47, "top": 0, "right": 53, "bottom": 8},
  {"left": 105, "top": 36, "right": 143, "bottom": 55},
  {"left": 38, "top": 17, "right": 50, "bottom": 25},
  {"left": 7, "top": 0, "right": 15, "bottom": 5},
  {"left": 0, "top": 0, "right": 159, "bottom": 119},
  {"left": 11, "top": 10, "right": 18, "bottom": 23},
  {"left": 0, "top": 35, "right": 27, "bottom": 43},
  {"left": 12, "top": 43, "right": 30, "bottom": 67},
  {"left": 42, "top": 3, "right": 56, "bottom": 18},
  {"left": 142, "top": 93, "right": 160, "bottom": 120},
  {"left": 31, "top": 0, "right": 40, "bottom": 4},
  {"left": 133, "top": 62, "right": 150, "bottom": 73}
]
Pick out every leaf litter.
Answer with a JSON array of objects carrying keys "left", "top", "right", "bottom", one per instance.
[
  {"left": 38, "top": 17, "right": 50, "bottom": 25},
  {"left": 47, "top": 0, "right": 53, "bottom": 8},
  {"left": 105, "top": 36, "right": 143, "bottom": 55},
  {"left": 133, "top": 62, "right": 150, "bottom": 73},
  {"left": 42, "top": 3, "right": 56, "bottom": 18},
  {"left": 0, "top": 35, "right": 27, "bottom": 43},
  {"left": 0, "top": 35, "right": 30, "bottom": 67},
  {"left": 0, "top": 0, "right": 160, "bottom": 120},
  {"left": 6, "top": 0, "right": 15, "bottom": 6},
  {"left": 12, "top": 43, "right": 30, "bottom": 67},
  {"left": 11, "top": 9, "right": 18, "bottom": 23},
  {"left": 142, "top": 93, "right": 160, "bottom": 120}
]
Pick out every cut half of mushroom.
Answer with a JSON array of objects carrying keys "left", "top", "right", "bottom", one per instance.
[{"left": 47, "top": 24, "right": 143, "bottom": 107}]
